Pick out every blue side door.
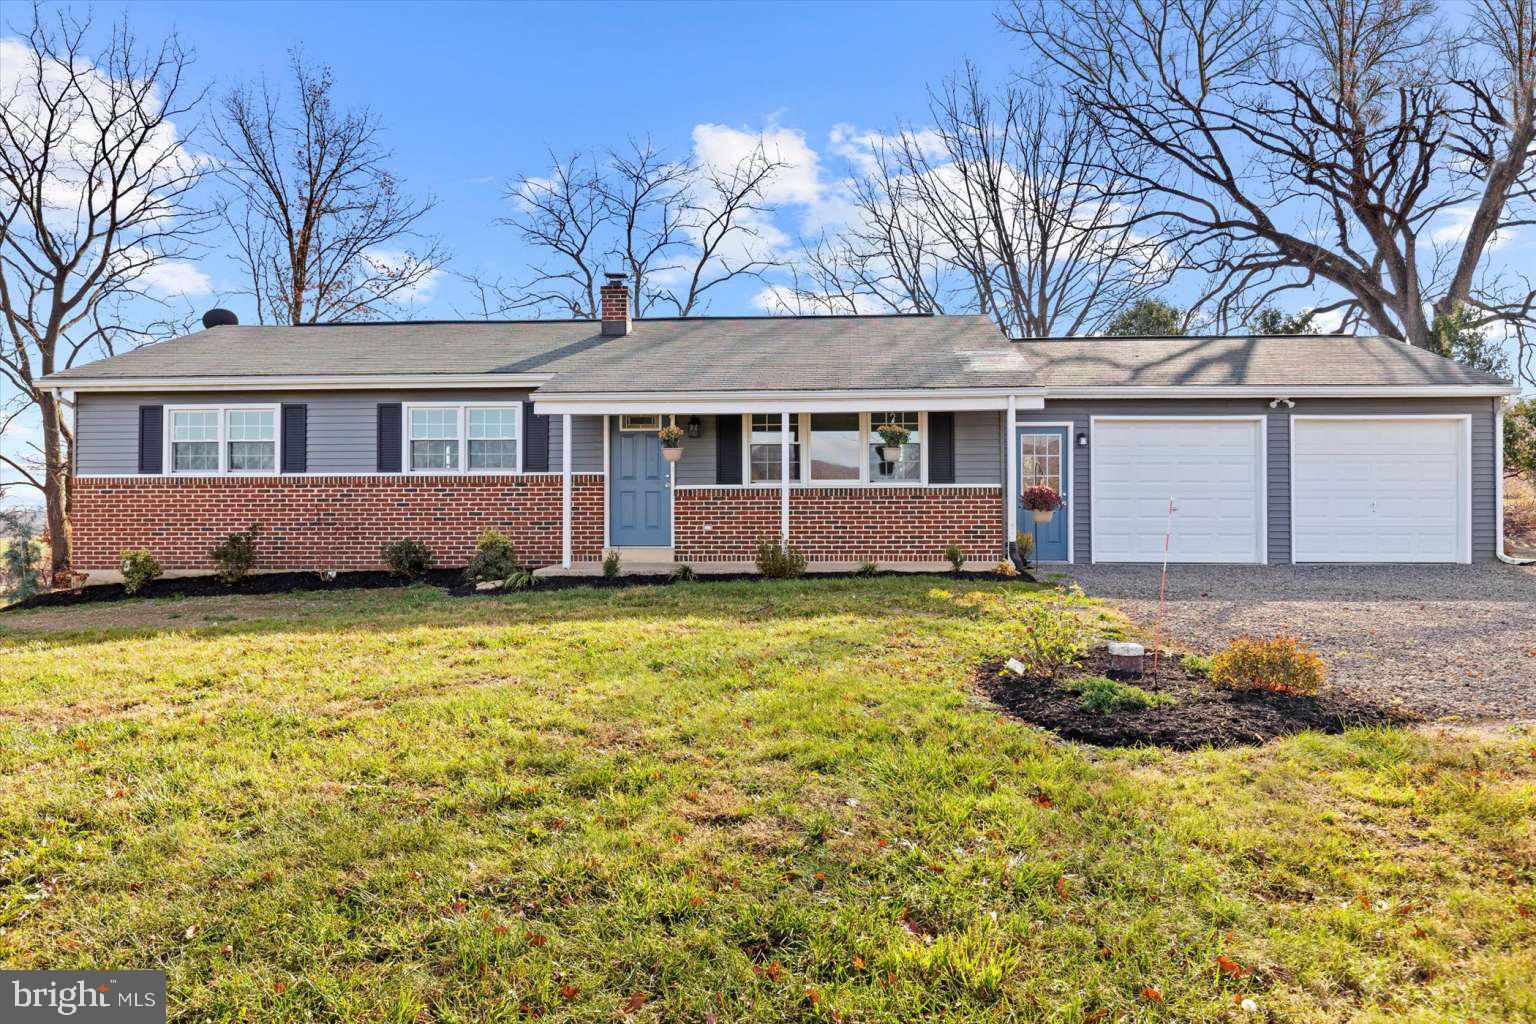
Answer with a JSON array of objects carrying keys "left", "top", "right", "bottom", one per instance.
[
  {"left": 609, "top": 419, "right": 672, "bottom": 546},
  {"left": 1016, "top": 426, "right": 1069, "bottom": 562}
]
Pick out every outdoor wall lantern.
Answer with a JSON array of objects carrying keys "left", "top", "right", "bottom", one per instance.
[
  {"left": 686, "top": 416, "right": 703, "bottom": 439},
  {"left": 1076, "top": 432, "right": 1088, "bottom": 447}
]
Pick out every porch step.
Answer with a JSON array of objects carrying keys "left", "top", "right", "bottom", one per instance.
[{"left": 610, "top": 546, "right": 675, "bottom": 562}]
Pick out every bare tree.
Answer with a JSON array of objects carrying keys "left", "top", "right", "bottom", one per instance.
[
  {"left": 0, "top": 5, "right": 208, "bottom": 575},
  {"left": 214, "top": 51, "right": 445, "bottom": 325},
  {"left": 1003, "top": 0, "right": 1536, "bottom": 358},
  {"left": 787, "top": 67, "right": 1172, "bottom": 336},
  {"left": 470, "top": 138, "right": 785, "bottom": 320}
]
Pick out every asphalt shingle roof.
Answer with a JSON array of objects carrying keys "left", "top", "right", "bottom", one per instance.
[
  {"left": 1016, "top": 335, "right": 1512, "bottom": 388},
  {"left": 40, "top": 318, "right": 1512, "bottom": 392}
]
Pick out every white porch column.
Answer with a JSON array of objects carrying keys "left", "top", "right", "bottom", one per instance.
[
  {"left": 780, "top": 411, "right": 791, "bottom": 543},
  {"left": 1005, "top": 395, "right": 1018, "bottom": 554},
  {"left": 561, "top": 413, "right": 573, "bottom": 568}
]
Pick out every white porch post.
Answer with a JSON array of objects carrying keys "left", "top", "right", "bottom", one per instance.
[
  {"left": 1005, "top": 395, "right": 1018, "bottom": 555},
  {"left": 780, "top": 411, "right": 791, "bottom": 543},
  {"left": 561, "top": 413, "right": 573, "bottom": 568}
]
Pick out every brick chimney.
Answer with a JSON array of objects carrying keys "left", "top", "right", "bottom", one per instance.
[{"left": 600, "top": 272, "right": 631, "bottom": 336}]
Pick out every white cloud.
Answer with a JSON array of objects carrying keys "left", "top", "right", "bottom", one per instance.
[
  {"left": 364, "top": 249, "right": 444, "bottom": 305},
  {"left": 139, "top": 259, "right": 213, "bottom": 297},
  {"left": 1430, "top": 204, "right": 1518, "bottom": 251}
]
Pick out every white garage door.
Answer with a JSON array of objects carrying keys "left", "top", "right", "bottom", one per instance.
[
  {"left": 1291, "top": 417, "right": 1468, "bottom": 563},
  {"left": 1092, "top": 418, "right": 1265, "bottom": 563}
]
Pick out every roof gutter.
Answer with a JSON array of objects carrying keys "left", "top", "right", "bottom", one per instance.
[
  {"left": 1045, "top": 384, "right": 1518, "bottom": 399},
  {"left": 34, "top": 372, "right": 555, "bottom": 393},
  {"left": 533, "top": 387, "right": 1046, "bottom": 415}
]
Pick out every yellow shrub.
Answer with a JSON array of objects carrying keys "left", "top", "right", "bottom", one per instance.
[{"left": 1209, "top": 634, "right": 1326, "bottom": 696}]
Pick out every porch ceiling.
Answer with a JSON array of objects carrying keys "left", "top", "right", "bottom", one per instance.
[{"left": 533, "top": 390, "right": 1045, "bottom": 415}]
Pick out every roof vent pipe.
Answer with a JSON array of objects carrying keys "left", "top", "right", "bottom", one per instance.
[
  {"left": 600, "top": 273, "right": 631, "bottom": 337},
  {"left": 202, "top": 308, "right": 239, "bottom": 329}
]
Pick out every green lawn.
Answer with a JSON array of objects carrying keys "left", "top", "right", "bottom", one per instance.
[{"left": 1, "top": 578, "right": 1531, "bottom": 1023}]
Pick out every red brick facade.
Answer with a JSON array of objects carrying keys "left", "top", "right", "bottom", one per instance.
[
  {"left": 71, "top": 474, "right": 605, "bottom": 571},
  {"left": 674, "top": 485, "right": 1003, "bottom": 563}
]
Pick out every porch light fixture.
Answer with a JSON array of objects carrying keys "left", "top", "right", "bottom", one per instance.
[
  {"left": 686, "top": 415, "right": 703, "bottom": 438},
  {"left": 1076, "top": 432, "right": 1088, "bottom": 447}
]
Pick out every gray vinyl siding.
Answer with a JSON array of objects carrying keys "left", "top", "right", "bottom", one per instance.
[
  {"left": 674, "top": 414, "right": 718, "bottom": 485},
  {"left": 74, "top": 390, "right": 605, "bottom": 476},
  {"left": 1020, "top": 397, "right": 1498, "bottom": 564},
  {"left": 954, "top": 410, "right": 1004, "bottom": 484}
]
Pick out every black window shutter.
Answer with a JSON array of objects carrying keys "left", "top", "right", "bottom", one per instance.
[
  {"left": 281, "top": 404, "right": 307, "bottom": 473},
  {"left": 138, "top": 405, "right": 163, "bottom": 474},
  {"left": 928, "top": 412, "right": 955, "bottom": 483},
  {"left": 523, "top": 403, "right": 550, "bottom": 472},
  {"left": 377, "top": 403, "right": 402, "bottom": 472},
  {"left": 715, "top": 414, "right": 742, "bottom": 484}
]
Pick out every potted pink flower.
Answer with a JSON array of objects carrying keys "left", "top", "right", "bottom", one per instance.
[{"left": 1022, "top": 484, "right": 1062, "bottom": 523}]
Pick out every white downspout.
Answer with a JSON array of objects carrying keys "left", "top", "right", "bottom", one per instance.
[
  {"left": 780, "top": 411, "right": 791, "bottom": 544},
  {"left": 561, "top": 413, "right": 573, "bottom": 568},
  {"left": 1495, "top": 398, "right": 1533, "bottom": 565},
  {"left": 1005, "top": 395, "right": 1018, "bottom": 557}
]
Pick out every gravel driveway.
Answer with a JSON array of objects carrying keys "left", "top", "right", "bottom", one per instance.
[{"left": 1063, "top": 563, "right": 1536, "bottom": 722}]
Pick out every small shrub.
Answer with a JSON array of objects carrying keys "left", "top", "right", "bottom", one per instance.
[
  {"left": 504, "top": 566, "right": 536, "bottom": 591},
  {"left": 1180, "top": 653, "right": 1212, "bottom": 679},
  {"left": 1067, "top": 675, "right": 1173, "bottom": 715},
  {"left": 464, "top": 530, "right": 520, "bottom": 584},
  {"left": 756, "top": 538, "right": 806, "bottom": 579},
  {"left": 943, "top": 542, "right": 966, "bottom": 573},
  {"left": 210, "top": 525, "right": 260, "bottom": 583},
  {"left": 1014, "top": 531, "right": 1034, "bottom": 568},
  {"left": 670, "top": 563, "right": 697, "bottom": 583},
  {"left": 856, "top": 560, "right": 879, "bottom": 577},
  {"left": 381, "top": 538, "right": 434, "bottom": 579},
  {"left": 119, "top": 548, "right": 162, "bottom": 594},
  {"left": 1209, "top": 634, "right": 1325, "bottom": 695},
  {"left": 1011, "top": 599, "right": 1090, "bottom": 680},
  {"left": 602, "top": 549, "right": 622, "bottom": 578}
]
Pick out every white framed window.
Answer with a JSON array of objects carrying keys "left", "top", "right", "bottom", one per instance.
[
  {"left": 165, "top": 405, "right": 281, "bottom": 475},
  {"left": 741, "top": 412, "right": 927, "bottom": 486},
  {"left": 404, "top": 403, "right": 522, "bottom": 474},
  {"left": 868, "top": 412, "right": 923, "bottom": 483},
  {"left": 619, "top": 414, "right": 661, "bottom": 431},
  {"left": 747, "top": 413, "right": 801, "bottom": 483}
]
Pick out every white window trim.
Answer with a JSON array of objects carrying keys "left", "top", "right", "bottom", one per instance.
[
  {"left": 164, "top": 404, "right": 282, "bottom": 476},
  {"left": 740, "top": 411, "right": 928, "bottom": 487},
  {"left": 402, "top": 401, "right": 523, "bottom": 475}
]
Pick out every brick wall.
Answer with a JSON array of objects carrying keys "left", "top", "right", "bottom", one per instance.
[
  {"left": 674, "top": 485, "right": 1003, "bottom": 563},
  {"left": 71, "top": 474, "right": 605, "bottom": 570}
]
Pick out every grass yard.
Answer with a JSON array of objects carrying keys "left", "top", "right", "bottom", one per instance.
[{"left": 1, "top": 578, "right": 1532, "bottom": 1023}]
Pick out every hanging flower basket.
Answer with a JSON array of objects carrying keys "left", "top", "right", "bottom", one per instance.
[
  {"left": 658, "top": 424, "right": 685, "bottom": 461},
  {"left": 1022, "top": 484, "right": 1061, "bottom": 523},
  {"left": 875, "top": 422, "right": 909, "bottom": 464},
  {"left": 879, "top": 444, "right": 904, "bottom": 463}
]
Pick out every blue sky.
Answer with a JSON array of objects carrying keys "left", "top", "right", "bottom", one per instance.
[{"left": 2, "top": 0, "right": 1023, "bottom": 503}]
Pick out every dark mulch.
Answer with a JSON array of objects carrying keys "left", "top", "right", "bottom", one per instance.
[
  {"left": 5, "top": 567, "right": 1033, "bottom": 612},
  {"left": 976, "top": 649, "right": 1414, "bottom": 750}
]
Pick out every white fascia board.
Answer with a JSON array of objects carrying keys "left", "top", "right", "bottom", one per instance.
[
  {"left": 1046, "top": 384, "right": 1517, "bottom": 399},
  {"left": 35, "top": 373, "right": 554, "bottom": 393},
  {"left": 534, "top": 389, "right": 1045, "bottom": 415}
]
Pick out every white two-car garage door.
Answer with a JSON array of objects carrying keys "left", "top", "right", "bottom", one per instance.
[
  {"left": 1291, "top": 417, "right": 1469, "bottom": 563},
  {"left": 1092, "top": 418, "right": 1266, "bottom": 563}
]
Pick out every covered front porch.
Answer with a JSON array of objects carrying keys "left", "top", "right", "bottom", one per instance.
[{"left": 535, "top": 389, "right": 1052, "bottom": 570}]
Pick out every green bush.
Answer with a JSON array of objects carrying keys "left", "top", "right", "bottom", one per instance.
[
  {"left": 943, "top": 542, "right": 966, "bottom": 573},
  {"left": 1067, "top": 674, "right": 1173, "bottom": 715},
  {"left": 381, "top": 538, "right": 434, "bottom": 579},
  {"left": 119, "top": 548, "right": 162, "bottom": 594},
  {"left": 1180, "top": 653, "right": 1212, "bottom": 679},
  {"left": 856, "top": 560, "right": 879, "bottom": 577},
  {"left": 504, "top": 566, "right": 536, "bottom": 591},
  {"left": 1210, "top": 634, "right": 1325, "bottom": 696},
  {"left": 602, "top": 549, "right": 621, "bottom": 578},
  {"left": 464, "top": 530, "right": 520, "bottom": 584},
  {"left": 755, "top": 538, "right": 806, "bottom": 579},
  {"left": 210, "top": 525, "right": 260, "bottom": 584},
  {"left": 0, "top": 511, "right": 43, "bottom": 602},
  {"left": 670, "top": 563, "right": 697, "bottom": 583},
  {"left": 1014, "top": 531, "right": 1034, "bottom": 567},
  {"left": 1011, "top": 599, "right": 1090, "bottom": 680}
]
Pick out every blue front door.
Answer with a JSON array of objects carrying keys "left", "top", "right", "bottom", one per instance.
[
  {"left": 1017, "top": 426, "right": 1069, "bottom": 562},
  {"left": 609, "top": 419, "right": 672, "bottom": 546}
]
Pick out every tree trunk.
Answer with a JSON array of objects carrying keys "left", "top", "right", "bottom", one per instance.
[{"left": 39, "top": 392, "right": 72, "bottom": 577}]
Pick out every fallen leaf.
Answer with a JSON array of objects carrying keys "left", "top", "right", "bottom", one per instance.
[
  {"left": 689, "top": 895, "right": 704, "bottom": 907},
  {"left": 804, "top": 986, "right": 820, "bottom": 1005},
  {"left": 273, "top": 981, "right": 285, "bottom": 995},
  {"left": 621, "top": 993, "right": 647, "bottom": 1014},
  {"left": 526, "top": 932, "right": 548, "bottom": 947},
  {"left": 558, "top": 985, "right": 578, "bottom": 1000},
  {"left": 184, "top": 925, "right": 198, "bottom": 939},
  {"left": 1217, "top": 955, "right": 1252, "bottom": 978},
  {"left": 852, "top": 955, "right": 865, "bottom": 969},
  {"left": 1142, "top": 986, "right": 1164, "bottom": 1003},
  {"left": 1055, "top": 876, "right": 1070, "bottom": 900},
  {"left": 766, "top": 961, "right": 783, "bottom": 982},
  {"left": 1034, "top": 794, "right": 1055, "bottom": 809},
  {"left": 1085, "top": 1010, "right": 1108, "bottom": 1023},
  {"left": 493, "top": 925, "right": 508, "bottom": 937}
]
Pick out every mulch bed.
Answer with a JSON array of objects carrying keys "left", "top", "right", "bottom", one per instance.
[
  {"left": 4, "top": 567, "right": 1034, "bottom": 612},
  {"left": 977, "top": 649, "right": 1414, "bottom": 750}
]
